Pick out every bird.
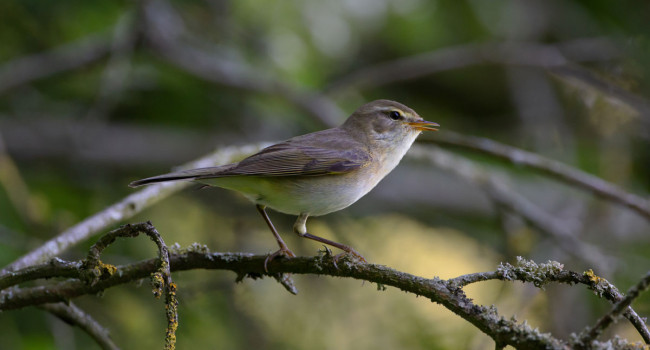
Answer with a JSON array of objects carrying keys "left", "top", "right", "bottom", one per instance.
[{"left": 129, "top": 99, "right": 439, "bottom": 269}]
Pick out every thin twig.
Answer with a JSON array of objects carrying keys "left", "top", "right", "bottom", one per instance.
[
  {"left": 84, "top": 11, "right": 139, "bottom": 122},
  {"left": 484, "top": 180, "right": 614, "bottom": 272},
  {"left": 0, "top": 33, "right": 111, "bottom": 95},
  {"left": 408, "top": 145, "right": 612, "bottom": 270},
  {"left": 82, "top": 222, "right": 178, "bottom": 349},
  {"left": 1, "top": 143, "right": 268, "bottom": 273},
  {"left": 39, "top": 302, "right": 119, "bottom": 350},
  {"left": 0, "top": 258, "right": 80, "bottom": 290},
  {"left": 0, "top": 134, "right": 40, "bottom": 225},
  {"left": 326, "top": 41, "right": 571, "bottom": 93},
  {"left": 419, "top": 132, "right": 650, "bottom": 220},
  {"left": 449, "top": 260, "right": 650, "bottom": 345},
  {"left": 580, "top": 271, "right": 650, "bottom": 345},
  {"left": 141, "top": 0, "right": 343, "bottom": 128},
  {"left": 325, "top": 40, "right": 649, "bottom": 121}
]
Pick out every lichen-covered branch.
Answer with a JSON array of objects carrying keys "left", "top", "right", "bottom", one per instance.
[
  {"left": 2, "top": 239, "right": 648, "bottom": 349},
  {"left": 0, "top": 251, "right": 562, "bottom": 348},
  {"left": 579, "top": 270, "right": 650, "bottom": 346},
  {"left": 80, "top": 222, "right": 178, "bottom": 350},
  {"left": 449, "top": 258, "right": 650, "bottom": 345}
]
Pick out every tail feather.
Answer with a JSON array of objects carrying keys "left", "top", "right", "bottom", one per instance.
[
  {"left": 129, "top": 173, "right": 199, "bottom": 187},
  {"left": 129, "top": 165, "right": 235, "bottom": 187}
]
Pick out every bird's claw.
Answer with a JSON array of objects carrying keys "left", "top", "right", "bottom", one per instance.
[
  {"left": 331, "top": 248, "right": 366, "bottom": 269},
  {"left": 264, "top": 247, "right": 296, "bottom": 272}
]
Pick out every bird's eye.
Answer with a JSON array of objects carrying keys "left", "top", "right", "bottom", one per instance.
[{"left": 389, "top": 111, "right": 402, "bottom": 120}]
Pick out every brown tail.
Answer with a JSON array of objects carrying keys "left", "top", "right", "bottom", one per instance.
[
  {"left": 129, "top": 173, "right": 199, "bottom": 187},
  {"left": 129, "top": 165, "right": 236, "bottom": 188}
]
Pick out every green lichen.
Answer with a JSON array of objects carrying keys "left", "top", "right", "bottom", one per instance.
[
  {"left": 151, "top": 271, "right": 164, "bottom": 299},
  {"left": 497, "top": 256, "right": 564, "bottom": 289},
  {"left": 584, "top": 269, "right": 616, "bottom": 298},
  {"left": 81, "top": 259, "right": 118, "bottom": 285}
]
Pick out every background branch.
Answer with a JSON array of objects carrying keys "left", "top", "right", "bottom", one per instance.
[
  {"left": 409, "top": 145, "right": 613, "bottom": 271},
  {"left": 0, "top": 33, "right": 111, "bottom": 96},
  {"left": 419, "top": 133, "right": 650, "bottom": 220},
  {"left": 141, "top": 0, "right": 343, "bottom": 128},
  {"left": 580, "top": 271, "right": 650, "bottom": 345},
  {"left": 39, "top": 302, "right": 119, "bottom": 350},
  {"left": 2, "top": 143, "right": 268, "bottom": 273}
]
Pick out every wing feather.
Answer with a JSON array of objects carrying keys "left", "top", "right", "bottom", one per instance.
[
  {"left": 197, "top": 129, "right": 372, "bottom": 178},
  {"left": 130, "top": 128, "right": 372, "bottom": 187}
]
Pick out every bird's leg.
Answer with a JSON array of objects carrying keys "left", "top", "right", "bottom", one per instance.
[
  {"left": 293, "top": 213, "right": 366, "bottom": 266},
  {"left": 256, "top": 205, "right": 296, "bottom": 271}
]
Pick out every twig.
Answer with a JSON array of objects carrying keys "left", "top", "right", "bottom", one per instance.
[
  {"left": 1, "top": 143, "right": 268, "bottom": 273},
  {"left": 84, "top": 11, "right": 139, "bottom": 122},
  {"left": 419, "top": 132, "right": 650, "bottom": 220},
  {"left": 579, "top": 271, "right": 650, "bottom": 345},
  {"left": 484, "top": 180, "right": 613, "bottom": 272},
  {"left": 449, "top": 259, "right": 650, "bottom": 345},
  {"left": 326, "top": 41, "right": 571, "bottom": 93},
  {"left": 408, "top": 145, "right": 612, "bottom": 270},
  {"left": 82, "top": 222, "right": 178, "bottom": 350},
  {"left": 325, "top": 39, "right": 650, "bottom": 121},
  {"left": 39, "top": 302, "right": 119, "bottom": 350},
  {"left": 0, "top": 33, "right": 111, "bottom": 95},
  {"left": 549, "top": 65, "right": 650, "bottom": 121},
  {"left": 0, "top": 134, "right": 40, "bottom": 225},
  {"left": 326, "top": 38, "right": 621, "bottom": 91},
  {"left": 0, "top": 258, "right": 80, "bottom": 290},
  {"left": 140, "top": 0, "right": 343, "bottom": 128}
]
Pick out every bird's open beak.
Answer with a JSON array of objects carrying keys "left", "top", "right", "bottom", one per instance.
[{"left": 407, "top": 120, "right": 440, "bottom": 131}]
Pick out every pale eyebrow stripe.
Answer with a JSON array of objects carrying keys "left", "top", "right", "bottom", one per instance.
[{"left": 374, "top": 106, "right": 405, "bottom": 113}]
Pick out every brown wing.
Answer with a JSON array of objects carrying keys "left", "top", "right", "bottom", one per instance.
[
  {"left": 207, "top": 143, "right": 370, "bottom": 177},
  {"left": 197, "top": 128, "right": 371, "bottom": 178},
  {"left": 129, "top": 128, "right": 371, "bottom": 187}
]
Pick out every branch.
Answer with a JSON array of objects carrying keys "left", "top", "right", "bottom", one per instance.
[
  {"left": 408, "top": 145, "right": 612, "bottom": 270},
  {"left": 579, "top": 271, "right": 650, "bottom": 345},
  {"left": 450, "top": 258, "right": 650, "bottom": 345},
  {"left": 326, "top": 41, "right": 574, "bottom": 93},
  {"left": 1, "top": 143, "right": 268, "bottom": 273},
  {"left": 39, "top": 302, "right": 119, "bottom": 350},
  {"left": 2, "top": 238, "right": 648, "bottom": 349},
  {"left": 84, "top": 10, "right": 139, "bottom": 122},
  {"left": 0, "top": 134, "right": 41, "bottom": 225},
  {"left": 0, "top": 251, "right": 565, "bottom": 348},
  {"left": 140, "top": 0, "right": 343, "bottom": 128},
  {"left": 81, "top": 222, "right": 178, "bottom": 350},
  {"left": 325, "top": 39, "right": 650, "bottom": 121},
  {"left": 419, "top": 132, "right": 650, "bottom": 220},
  {"left": 0, "top": 33, "right": 111, "bottom": 95}
]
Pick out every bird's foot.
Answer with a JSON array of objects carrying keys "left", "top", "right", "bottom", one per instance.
[
  {"left": 264, "top": 247, "right": 296, "bottom": 272},
  {"left": 331, "top": 247, "right": 366, "bottom": 269}
]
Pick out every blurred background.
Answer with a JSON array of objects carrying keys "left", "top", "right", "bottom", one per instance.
[{"left": 1, "top": 0, "right": 649, "bottom": 349}]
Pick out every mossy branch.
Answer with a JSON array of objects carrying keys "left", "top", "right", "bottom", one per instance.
[{"left": 1, "top": 224, "right": 648, "bottom": 349}]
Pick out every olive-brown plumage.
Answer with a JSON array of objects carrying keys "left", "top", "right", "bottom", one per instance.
[{"left": 130, "top": 100, "right": 438, "bottom": 267}]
